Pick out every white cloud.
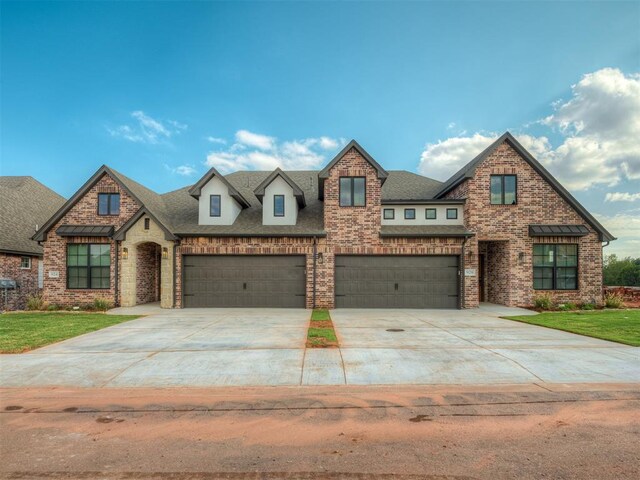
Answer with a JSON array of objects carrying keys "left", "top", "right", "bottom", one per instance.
[
  {"left": 235, "top": 130, "right": 276, "bottom": 150},
  {"left": 594, "top": 212, "right": 640, "bottom": 257},
  {"left": 206, "top": 132, "right": 344, "bottom": 173},
  {"left": 164, "top": 164, "right": 197, "bottom": 176},
  {"left": 418, "top": 68, "right": 640, "bottom": 190},
  {"left": 108, "top": 111, "right": 187, "bottom": 144},
  {"left": 605, "top": 192, "right": 640, "bottom": 202},
  {"left": 206, "top": 136, "right": 227, "bottom": 145}
]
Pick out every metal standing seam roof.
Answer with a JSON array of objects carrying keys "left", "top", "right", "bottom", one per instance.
[
  {"left": 56, "top": 225, "right": 115, "bottom": 237},
  {"left": 529, "top": 224, "right": 591, "bottom": 237}
]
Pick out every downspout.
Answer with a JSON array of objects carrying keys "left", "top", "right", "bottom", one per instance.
[
  {"left": 312, "top": 236, "right": 318, "bottom": 309},
  {"left": 114, "top": 240, "right": 120, "bottom": 307},
  {"left": 460, "top": 235, "right": 469, "bottom": 310}
]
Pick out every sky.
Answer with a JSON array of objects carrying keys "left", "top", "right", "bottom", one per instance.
[{"left": 1, "top": 0, "right": 639, "bottom": 256}]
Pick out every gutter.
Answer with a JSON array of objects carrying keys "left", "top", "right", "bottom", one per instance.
[{"left": 114, "top": 240, "right": 120, "bottom": 307}]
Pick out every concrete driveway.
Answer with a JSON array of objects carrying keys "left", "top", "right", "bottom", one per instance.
[{"left": 1, "top": 306, "right": 638, "bottom": 387}]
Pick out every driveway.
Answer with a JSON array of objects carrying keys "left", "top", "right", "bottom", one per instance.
[{"left": 1, "top": 306, "right": 638, "bottom": 387}]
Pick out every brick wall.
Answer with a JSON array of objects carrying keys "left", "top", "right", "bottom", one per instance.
[
  {"left": 446, "top": 142, "right": 604, "bottom": 306},
  {"left": 136, "top": 242, "right": 159, "bottom": 304},
  {"left": 42, "top": 173, "right": 140, "bottom": 307},
  {"left": 0, "top": 253, "right": 40, "bottom": 310}
]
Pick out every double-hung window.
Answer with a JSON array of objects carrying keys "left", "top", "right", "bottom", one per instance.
[
  {"left": 20, "top": 257, "right": 31, "bottom": 269},
  {"left": 533, "top": 244, "right": 578, "bottom": 290},
  {"left": 210, "top": 195, "right": 221, "bottom": 217},
  {"left": 67, "top": 244, "right": 110, "bottom": 289},
  {"left": 490, "top": 175, "right": 517, "bottom": 205},
  {"left": 274, "top": 195, "right": 285, "bottom": 217},
  {"left": 98, "top": 193, "right": 120, "bottom": 215},
  {"left": 339, "top": 177, "right": 366, "bottom": 207}
]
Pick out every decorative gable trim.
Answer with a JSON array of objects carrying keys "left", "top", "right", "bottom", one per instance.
[
  {"left": 253, "top": 167, "right": 306, "bottom": 208},
  {"left": 32, "top": 165, "right": 142, "bottom": 242},
  {"left": 434, "top": 132, "right": 615, "bottom": 242},
  {"left": 187, "top": 167, "right": 250, "bottom": 208},
  {"left": 318, "top": 139, "right": 389, "bottom": 199}
]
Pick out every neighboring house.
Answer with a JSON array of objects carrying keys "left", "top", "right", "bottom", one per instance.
[
  {"left": 0, "top": 177, "right": 65, "bottom": 310},
  {"left": 33, "top": 132, "right": 615, "bottom": 310}
]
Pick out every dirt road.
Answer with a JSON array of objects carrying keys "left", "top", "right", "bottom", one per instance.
[{"left": 1, "top": 384, "right": 639, "bottom": 479}]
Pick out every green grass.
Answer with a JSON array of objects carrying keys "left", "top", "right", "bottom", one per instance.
[
  {"left": 503, "top": 310, "right": 640, "bottom": 347},
  {"left": 307, "top": 327, "right": 338, "bottom": 343},
  {"left": 0, "top": 312, "right": 141, "bottom": 353},
  {"left": 311, "top": 309, "right": 330, "bottom": 321}
]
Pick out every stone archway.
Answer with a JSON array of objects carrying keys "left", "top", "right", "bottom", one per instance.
[{"left": 119, "top": 214, "right": 174, "bottom": 308}]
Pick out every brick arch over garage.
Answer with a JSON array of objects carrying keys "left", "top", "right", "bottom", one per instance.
[{"left": 118, "top": 214, "right": 175, "bottom": 308}]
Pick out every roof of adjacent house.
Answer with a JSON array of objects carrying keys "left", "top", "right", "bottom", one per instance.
[{"left": 0, "top": 176, "right": 65, "bottom": 256}]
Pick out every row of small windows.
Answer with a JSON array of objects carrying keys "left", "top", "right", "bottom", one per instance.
[{"left": 383, "top": 208, "right": 458, "bottom": 220}]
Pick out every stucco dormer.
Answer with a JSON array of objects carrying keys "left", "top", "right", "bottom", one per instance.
[
  {"left": 253, "top": 168, "right": 306, "bottom": 226},
  {"left": 188, "top": 167, "right": 250, "bottom": 226}
]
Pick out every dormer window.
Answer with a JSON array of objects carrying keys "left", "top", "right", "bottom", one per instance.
[
  {"left": 98, "top": 193, "right": 120, "bottom": 216},
  {"left": 274, "top": 195, "right": 285, "bottom": 217},
  {"left": 210, "top": 195, "right": 221, "bottom": 217},
  {"left": 404, "top": 208, "right": 416, "bottom": 220},
  {"left": 339, "top": 177, "right": 366, "bottom": 207},
  {"left": 490, "top": 175, "right": 517, "bottom": 205}
]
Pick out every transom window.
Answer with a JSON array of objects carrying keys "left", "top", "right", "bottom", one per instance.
[
  {"left": 425, "top": 208, "right": 437, "bottom": 220},
  {"left": 98, "top": 193, "right": 120, "bottom": 215},
  {"left": 446, "top": 208, "right": 458, "bottom": 219},
  {"left": 210, "top": 195, "right": 221, "bottom": 217},
  {"left": 533, "top": 244, "right": 578, "bottom": 290},
  {"left": 274, "top": 195, "right": 285, "bottom": 217},
  {"left": 20, "top": 256, "right": 31, "bottom": 269},
  {"left": 383, "top": 208, "right": 395, "bottom": 220},
  {"left": 339, "top": 177, "right": 366, "bottom": 207},
  {"left": 67, "top": 244, "right": 110, "bottom": 289},
  {"left": 404, "top": 208, "right": 416, "bottom": 220},
  {"left": 490, "top": 175, "right": 517, "bottom": 205}
]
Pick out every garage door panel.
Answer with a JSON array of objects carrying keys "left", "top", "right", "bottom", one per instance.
[
  {"left": 335, "top": 255, "right": 459, "bottom": 309},
  {"left": 183, "top": 255, "right": 306, "bottom": 308}
]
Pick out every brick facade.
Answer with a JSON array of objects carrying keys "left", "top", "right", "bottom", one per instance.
[
  {"left": 42, "top": 173, "right": 140, "bottom": 307},
  {"left": 0, "top": 253, "right": 40, "bottom": 310},
  {"left": 446, "top": 142, "right": 604, "bottom": 306}
]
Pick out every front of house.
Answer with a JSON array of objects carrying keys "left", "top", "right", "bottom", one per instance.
[{"left": 32, "top": 133, "right": 615, "bottom": 310}]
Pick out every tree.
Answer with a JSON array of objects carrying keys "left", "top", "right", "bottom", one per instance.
[{"left": 603, "top": 255, "right": 640, "bottom": 286}]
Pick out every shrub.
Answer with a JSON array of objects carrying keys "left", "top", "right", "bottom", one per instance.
[
  {"left": 604, "top": 292, "right": 624, "bottom": 309},
  {"left": 580, "top": 302, "right": 596, "bottom": 311},
  {"left": 533, "top": 293, "right": 554, "bottom": 310},
  {"left": 47, "top": 304, "right": 60, "bottom": 311},
  {"left": 26, "top": 294, "right": 45, "bottom": 311},
  {"left": 92, "top": 298, "right": 113, "bottom": 312}
]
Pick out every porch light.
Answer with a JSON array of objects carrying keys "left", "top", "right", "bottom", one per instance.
[
  {"left": 122, "top": 247, "right": 128, "bottom": 260},
  {"left": 162, "top": 247, "right": 169, "bottom": 260},
  {"left": 317, "top": 252, "right": 323, "bottom": 264},
  {"left": 518, "top": 252, "right": 525, "bottom": 263}
]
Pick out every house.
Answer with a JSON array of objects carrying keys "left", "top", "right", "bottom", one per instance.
[
  {"left": 0, "top": 177, "right": 65, "bottom": 310},
  {"left": 32, "top": 132, "right": 615, "bottom": 310}
]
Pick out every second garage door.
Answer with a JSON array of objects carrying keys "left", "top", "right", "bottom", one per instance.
[
  {"left": 335, "top": 255, "right": 459, "bottom": 309},
  {"left": 183, "top": 255, "right": 306, "bottom": 308}
]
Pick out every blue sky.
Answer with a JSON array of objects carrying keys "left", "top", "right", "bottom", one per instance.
[{"left": 1, "top": 1, "right": 639, "bottom": 255}]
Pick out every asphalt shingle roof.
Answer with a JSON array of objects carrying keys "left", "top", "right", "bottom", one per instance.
[{"left": 0, "top": 177, "right": 65, "bottom": 255}]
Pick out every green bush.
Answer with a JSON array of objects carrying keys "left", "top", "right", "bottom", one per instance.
[
  {"left": 581, "top": 302, "right": 596, "bottom": 311},
  {"left": 603, "top": 255, "right": 640, "bottom": 286},
  {"left": 558, "top": 302, "right": 578, "bottom": 311},
  {"left": 25, "top": 294, "right": 45, "bottom": 311},
  {"left": 533, "top": 293, "right": 554, "bottom": 310},
  {"left": 604, "top": 292, "right": 624, "bottom": 309},
  {"left": 47, "top": 304, "right": 60, "bottom": 311},
  {"left": 92, "top": 298, "right": 113, "bottom": 312}
]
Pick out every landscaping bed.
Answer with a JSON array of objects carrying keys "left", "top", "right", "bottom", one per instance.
[
  {"left": 0, "top": 312, "right": 141, "bottom": 353},
  {"left": 502, "top": 310, "right": 640, "bottom": 346},
  {"left": 306, "top": 309, "right": 339, "bottom": 348}
]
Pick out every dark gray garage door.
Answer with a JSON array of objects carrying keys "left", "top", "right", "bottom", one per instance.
[
  {"left": 183, "top": 255, "right": 306, "bottom": 308},
  {"left": 335, "top": 255, "right": 459, "bottom": 309}
]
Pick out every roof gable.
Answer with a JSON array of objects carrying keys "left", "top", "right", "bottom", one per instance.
[
  {"left": 434, "top": 132, "right": 615, "bottom": 242},
  {"left": 188, "top": 167, "right": 250, "bottom": 208},
  {"left": 253, "top": 168, "right": 306, "bottom": 208},
  {"left": 318, "top": 140, "right": 389, "bottom": 199}
]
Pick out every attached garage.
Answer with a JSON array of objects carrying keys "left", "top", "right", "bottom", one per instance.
[
  {"left": 182, "top": 255, "right": 306, "bottom": 308},
  {"left": 335, "top": 255, "right": 460, "bottom": 309}
]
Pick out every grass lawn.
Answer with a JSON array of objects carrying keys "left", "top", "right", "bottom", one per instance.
[
  {"left": 307, "top": 309, "right": 338, "bottom": 347},
  {"left": 503, "top": 310, "right": 640, "bottom": 347},
  {"left": 0, "top": 312, "right": 141, "bottom": 353}
]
